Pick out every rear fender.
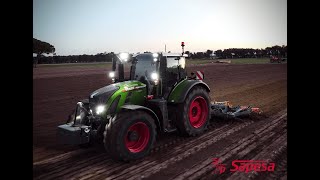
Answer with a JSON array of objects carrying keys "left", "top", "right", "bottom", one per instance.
[{"left": 168, "top": 80, "right": 210, "bottom": 104}]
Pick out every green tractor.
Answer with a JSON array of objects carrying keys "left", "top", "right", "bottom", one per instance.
[{"left": 58, "top": 48, "right": 211, "bottom": 161}]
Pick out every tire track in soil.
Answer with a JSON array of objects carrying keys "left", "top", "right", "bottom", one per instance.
[
  {"left": 67, "top": 122, "right": 236, "bottom": 179},
  {"left": 34, "top": 118, "right": 254, "bottom": 180},
  {"left": 251, "top": 143, "right": 287, "bottom": 180},
  {"left": 93, "top": 122, "right": 253, "bottom": 180},
  {"left": 33, "top": 148, "right": 96, "bottom": 166},
  {"left": 33, "top": 110, "right": 285, "bottom": 180},
  {"left": 42, "top": 122, "right": 225, "bottom": 180},
  {"left": 67, "top": 121, "right": 249, "bottom": 179},
  {"left": 33, "top": 120, "right": 222, "bottom": 168},
  {"left": 210, "top": 128, "right": 287, "bottom": 180},
  {"left": 105, "top": 113, "right": 283, "bottom": 180},
  {"left": 172, "top": 112, "right": 287, "bottom": 180},
  {"left": 146, "top": 110, "right": 286, "bottom": 180},
  {"left": 33, "top": 119, "right": 219, "bottom": 171}
]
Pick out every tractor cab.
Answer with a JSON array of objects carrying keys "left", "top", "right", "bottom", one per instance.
[
  {"left": 110, "top": 52, "right": 187, "bottom": 98},
  {"left": 160, "top": 53, "right": 187, "bottom": 98}
]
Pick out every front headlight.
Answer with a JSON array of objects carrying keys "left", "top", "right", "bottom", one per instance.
[
  {"left": 109, "top": 71, "right": 115, "bottom": 78},
  {"left": 96, "top": 105, "right": 105, "bottom": 115}
]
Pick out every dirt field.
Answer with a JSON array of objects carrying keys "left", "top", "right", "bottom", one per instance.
[{"left": 33, "top": 63, "right": 287, "bottom": 179}]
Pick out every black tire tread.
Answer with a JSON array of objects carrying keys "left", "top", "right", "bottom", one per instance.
[
  {"left": 103, "top": 111, "right": 157, "bottom": 161},
  {"left": 176, "top": 86, "right": 210, "bottom": 136}
]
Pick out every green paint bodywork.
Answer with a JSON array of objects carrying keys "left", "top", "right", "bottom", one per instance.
[
  {"left": 167, "top": 79, "right": 210, "bottom": 103},
  {"left": 167, "top": 79, "right": 188, "bottom": 103},
  {"left": 105, "top": 80, "right": 147, "bottom": 115}
]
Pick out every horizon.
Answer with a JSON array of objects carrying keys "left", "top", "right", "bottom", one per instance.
[
  {"left": 33, "top": 44, "right": 286, "bottom": 57},
  {"left": 33, "top": 0, "right": 287, "bottom": 56}
]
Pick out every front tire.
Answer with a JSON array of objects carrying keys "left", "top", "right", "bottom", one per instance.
[
  {"left": 103, "top": 111, "right": 157, "bottom": 161},
  {"left": 176, "top": 87, "right": 210, "bottom": 136}
]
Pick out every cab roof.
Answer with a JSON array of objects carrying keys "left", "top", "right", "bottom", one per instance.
[{"left": 133, "top": 52, "right": 182, "bottom": 57}]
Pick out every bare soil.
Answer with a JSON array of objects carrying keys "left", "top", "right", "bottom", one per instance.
[{"left": 33, "top": 63, "right": 287, "bottom": 179}]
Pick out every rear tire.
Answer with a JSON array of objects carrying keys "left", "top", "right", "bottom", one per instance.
[
  {"left": 176, "top": 87, "right": 210, "bottom": 136},
  {"left": 103, "top": 111, "right": 157, "bottom": 161}
]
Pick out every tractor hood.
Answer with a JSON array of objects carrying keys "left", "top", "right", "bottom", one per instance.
[
  {"left": 89, "top": 80, "right": 146, "bottom": 109},
  {"left": 89, "top": 84, "right": 120, "bottom": 104}
]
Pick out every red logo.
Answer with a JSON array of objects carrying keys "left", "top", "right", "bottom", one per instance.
[
  {"left": 212, "top": 158, "right": 226, "bottom": 174},
  {"left": 212, "top": 158, "right": 275, "bottom": 174}
]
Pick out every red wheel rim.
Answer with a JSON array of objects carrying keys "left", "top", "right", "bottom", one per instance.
[
  {"left": 188, "top": 96, "right": 208, "bottom": 128},
  {"left": 125, "top": 122, "right": 150, "bottom": 153}
]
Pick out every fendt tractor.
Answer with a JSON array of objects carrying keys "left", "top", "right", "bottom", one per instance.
[{"left": 58, "top": 42, "right": 257, "bottom": 161}]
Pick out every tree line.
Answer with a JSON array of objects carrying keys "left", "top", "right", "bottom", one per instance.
[
  {"left": 33, "top": 38, "right": 287, "bottom": 66},
  {"left": 185, "top": 45, "right": 287, "bottom": 59},
  {"left": 36, "top": 53, "right": 116, "bottom": 64}
]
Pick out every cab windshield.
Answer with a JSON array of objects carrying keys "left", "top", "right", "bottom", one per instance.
[{"left": 132, "top": 53, "right": 157, "bottom": 82}]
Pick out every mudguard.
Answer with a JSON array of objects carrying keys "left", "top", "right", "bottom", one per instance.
[
  {"left": 168, "top": 79, "right": 210, "bottom": 103},
  {"left": 121, "top": 104, "right": 161, "bottom": 131}
]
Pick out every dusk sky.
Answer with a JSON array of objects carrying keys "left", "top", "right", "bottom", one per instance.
[{"left": 33, "top": 0, "right": 287, "bottom": 56}]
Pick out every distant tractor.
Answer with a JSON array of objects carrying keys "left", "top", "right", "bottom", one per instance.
[
  {"left": 57, "top": 43, "right": 256, "bottom": 161},
  {"left": 270, "top": 55, "right": 286, "bottom": 63}
]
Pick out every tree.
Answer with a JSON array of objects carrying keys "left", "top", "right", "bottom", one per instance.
[
  {"left": 206, "top": 50, "right": 213, "bottom": 58},
  {"left": 214, "top": 50, "right": 223, "bottom": 59},
  {"left": 184, "top": 51, "right": 190, "bottom": 58},
  {"left": 33, "top": 38, "right": 55, "bottom": 67}
]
